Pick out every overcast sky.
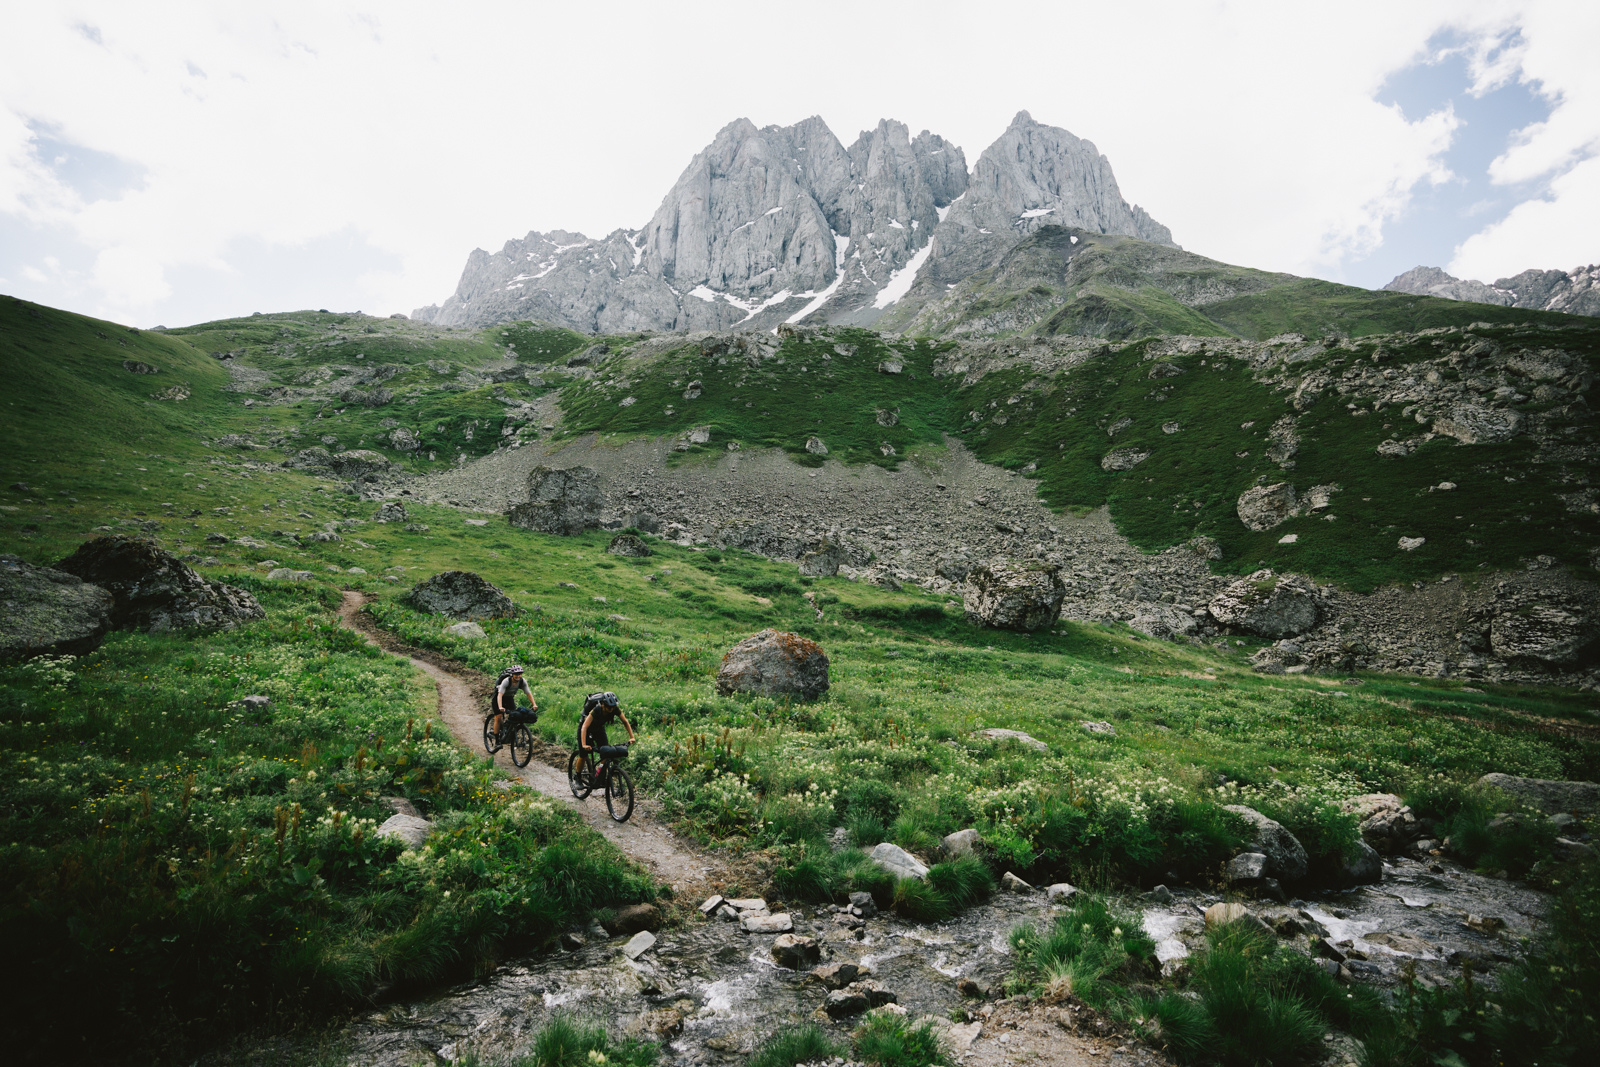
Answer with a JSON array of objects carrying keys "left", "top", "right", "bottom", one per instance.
[{"left": 2, "top": 1, "right": 1596, "bottom": 327}]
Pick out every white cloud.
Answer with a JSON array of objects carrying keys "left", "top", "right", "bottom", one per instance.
[
  {"left": 0, "top": 0, "right": 1590, "bottom": 325},
  {"left": 1447, "top": 1, "right": 1600, "bottom": 279}
]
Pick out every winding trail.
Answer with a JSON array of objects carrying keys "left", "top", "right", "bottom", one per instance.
[{"left": 336, "top": 591, "right": 728, "bottom": 897}]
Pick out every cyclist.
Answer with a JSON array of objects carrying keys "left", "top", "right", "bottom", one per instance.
[
  {"left": 577, "top": 691, "right": 636, "bottom": 782},
  {"left": 492, "top": 664, "right": 538, "bottom": 743}
]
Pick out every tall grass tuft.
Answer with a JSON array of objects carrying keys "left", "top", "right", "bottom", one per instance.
[
  {"left": 853, "top": 1012, "right": 948, "bottom": 1067},
  {"left": 521, "top": 1017, "right": 658, "bottom": 1067},
  {"left": 748, "top": 1024, "right": 846, "bottom": 1067}
]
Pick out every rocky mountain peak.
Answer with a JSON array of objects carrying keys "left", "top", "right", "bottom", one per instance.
[
  {"left": 1385, "top": 264, "right": 1600, "bottom": 318},
  {"left": 413, "top": 111, "right": 1172, "bottom": 333}
]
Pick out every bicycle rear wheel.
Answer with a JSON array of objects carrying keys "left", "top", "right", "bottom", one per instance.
[
  {"left": 511, "top": 724, "right": 534, "bottom": 767},
  {"left": 604, "top": 764, "right": 634, "bottom": 823},
  {"left": 482, "top": 713, "right": 500, "bottom": 754},
  {"left": 567, "top": 751, "right": 592, "bottom": 798}
]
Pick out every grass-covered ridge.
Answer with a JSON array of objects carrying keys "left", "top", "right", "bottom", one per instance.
[
  {"left": 555, "top": 317, "right": 1600, "bottom": 591},
  {"left": 2, "top": 285, "right": 1596, "bottom": 1062},
  {"left": 880, "top": 225, "right": 1591, "bottom": 343},
  {"left": 0, "top": 575, "right": 655, "bottom": 1063}
]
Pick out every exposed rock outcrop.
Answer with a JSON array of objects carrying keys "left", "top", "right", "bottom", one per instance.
[
  {"left": 606, "top": 533, "right": 651, "bottom": 557},
  {"left": 1478, "top": 773, "right": 1600, "bottom": 815},
  {"left": 404, "top": 571, "right": 516, "bottom": 619},
  {"left": 715, "top": 629, "right": 829, "bottom": 701},
  {"left": 1224, "top": 805, "right": 1309, "bottom": 882},
  {"left": 1384, "top": 263, "right": 1600, "bottom": 318},
  {"left": 963, "top": 562, "right": 1065, "bottom": 632},
  {"left": 54, "top": 537, "right": 263, "bottom": 633},
  {"left": 507, "top": 466, "right": 601, "bottom": 536},
  {"left": 1208, "top": 570, "right": 1322, "bottom": 639},
  {"left": 0, "top": 554, "right": 114, "bottom": 660}
]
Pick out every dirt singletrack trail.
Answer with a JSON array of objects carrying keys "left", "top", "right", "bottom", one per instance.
[{"left": 336, "top": 591, "right": 728, "bottom": 898}]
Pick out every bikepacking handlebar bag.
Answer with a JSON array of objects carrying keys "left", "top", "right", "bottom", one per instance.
[{"left": 508, "top": 707, "right": 539, "bottom": 724}]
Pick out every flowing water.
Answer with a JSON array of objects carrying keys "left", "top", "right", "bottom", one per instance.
[{"left": 331, "top": 853, "right": 1543, "bottom": 1066}]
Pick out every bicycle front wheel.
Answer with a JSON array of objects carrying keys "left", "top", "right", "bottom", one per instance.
[
  {"left": 482, "top": 714, "right": 499, "bottom": 754},
  {"left": 511, "top": 724, "right": 534, "bottom": 767},
  {"left": 605, "top": 764, "right": 634, "bottom": 823},
  {"left": 567, "top": 751, "right": 592, "bottom": 798}
]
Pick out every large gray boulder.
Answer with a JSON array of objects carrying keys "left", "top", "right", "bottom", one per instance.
[
  {"left": 404, "top": 570, "right": 516, "bottom": 619},
  {"left": 1223, "top": 805, "right": 1308, "bottom": 882},
  {"left": 1487, "top": 591, "right": 1599, "bottom": 666},
  {"left": 606, "top": 533, "right": 651, "bottom": 557},
  {"left": 0, "top": 554, "right": 114, "bottom": 660},
  {"left": 327, "top": 449, "right": 391, "bottom": 481},
  {"left": 54, "top": 537, "right": 263, "bottom": 633},
  {"left": 507, "top": 466, "right": 601, "bottom": 536},
  {"left": 715, "top": 629, "right": 830, "bottom": 701},
  {"left": 1235, "top": 483, "right": 1299, "bottom": 531},
  {"left": 797, "top": 542, "right": 844, "bottom": 577},
  {"left": 963, "top": 562, "right": 1065, "bottom": 632},
  {"left": 1207, "top": 569, "right": 1321, "bottom": 638},
  {"left": 373, "top": 500, "right": 409, "bottom": 523},
  {"left": 1478, "top": 773, "right": 1600, "bottom": 815}
]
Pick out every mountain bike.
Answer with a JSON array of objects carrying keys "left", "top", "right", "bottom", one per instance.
[
  {"left": 483, "top": 705, "right": 536, "bottom": 768},
  {"left": 567, "top": 744, "right": 634, "bottom": 822}
]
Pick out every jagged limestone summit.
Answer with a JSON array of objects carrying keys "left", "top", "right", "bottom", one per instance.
[
  {"left": 1385, "top": 263, "right": 1600, "bottom": 318},
  {"left": 412, "top": 111, "right": 1173, "bottom": 334}
]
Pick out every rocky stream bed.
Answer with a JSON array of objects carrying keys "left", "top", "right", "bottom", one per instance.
[{"left": 315, "top": 850, "right": 1543, "bottom": 1067}]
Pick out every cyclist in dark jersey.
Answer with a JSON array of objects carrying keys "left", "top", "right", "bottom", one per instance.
[{"left": 578, "top": 691, "right": 636, "bottom": 781}]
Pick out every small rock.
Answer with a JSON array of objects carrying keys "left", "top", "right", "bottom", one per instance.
[
  {"left": 558, "top": 930, "right": 586, "bottom": 951},
  {"left": 824, "top": 989, "right": 870, "bottom": 1018},
  {"left": 957, "top": 976, "right": 988, "bottom": 998},
  {"left": 869, "top": 842, "right": 929, "bottom": 881},
  {"left": 640, "top": 1008, "right": 684, "bottom": 1037},
  {"left": 376, "top": 813, "right": 431, "bottom": 850},
  {"left": 445, "top": 621, "right": 486, "bottom": 639},
  {"left": 267, "top": 568, "right": 314, "bottom": 581},
  {"left": 610, "top": 903, "right": 662, "bottom": 935},
  {"left": 741, "top": 913, "right": 794, "bottom": 934},
  {"left": 1001, "top": 871, "right": 1033, "bottom": 893},
  {"left": 1398, "top": 536, "right": 1426, "bottom": 552},
  {"left": 812, "top": 962, "right": 862, "bottom": 989},
  {"left": 725, "top": 897, "right": 768, "bottom": 912},
  {"left": 1203, "top": 902, "right": 1250, "bottom": 929},
  {"left": 1080, "top": 720, "right": 1116, "bottom": 736},
  {"left": 976, "top": 727, "right": 1048, "bottom": 751},
  {"left": 1046, "top": 882, "right": 1078, "bottom": 902},
  {"left": 1226, "top": 852, "right": 1269, "bottom": 882},
  {"left": 379, "top": 796, "right": 421, "bottom": 819},
  {"left": 848, "top": 891, "right": 877, "bottom": 917},
  {"left": 699, "top": 894, "right": 725, "bottom": 915},
  {"left": 1464, "top": 915, "right": 1505, "bottom": 934},
  {"left": 770, "top": 934, "right": 822, "bottom": 969},
  {"left": 946, "top": 1021, "right": 983, "bottom": 1051},
  {"left": 622, "top": 931, "right": 657, "bottom": 959},
  {"left": 1145, "top": 884, "right": 1174, "bottom": 904},
  {"left": 942, "top": 828, "right": 982, "bottom": 858}
]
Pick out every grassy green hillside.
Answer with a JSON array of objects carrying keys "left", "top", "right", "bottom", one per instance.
[
  {"left": 882, "top": 226, "right": 1589, "bottom": 342},
  {"left": 3, "top": 295, "right": 1597, "bottom": 1063},
  {"left": 559, "top": 320, "right": 1600, "bottom": 591}
]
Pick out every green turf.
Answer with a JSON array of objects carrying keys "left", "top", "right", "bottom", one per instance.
[{"left": 3, "top": 293, "right": 1596, "bottom": 1063}]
